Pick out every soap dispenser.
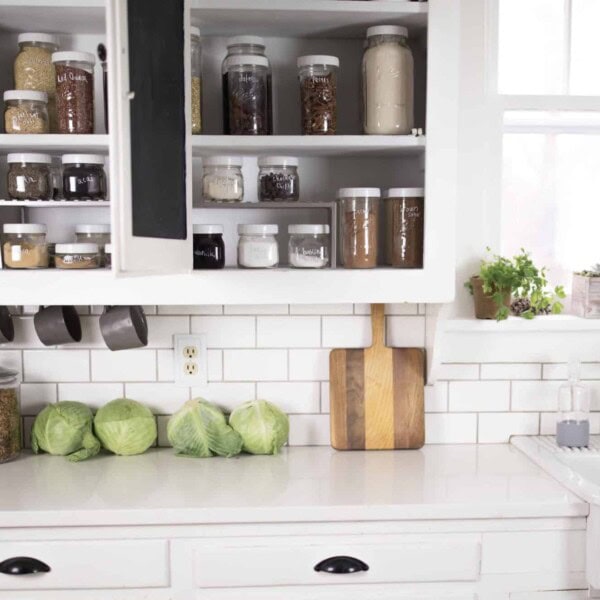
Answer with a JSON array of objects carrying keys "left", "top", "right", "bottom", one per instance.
[{"left": 556, "top": 358, "right": 590, "bottom": 448}]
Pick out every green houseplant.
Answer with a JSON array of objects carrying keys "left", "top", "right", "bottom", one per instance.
[{"left": 466, "top": 249, "right": 566, "bottom": 321}]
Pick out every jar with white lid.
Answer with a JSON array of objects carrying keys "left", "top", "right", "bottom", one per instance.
[
  {"left": 258, "top": 156, "right": 299, "bottom": 202},
  {"left": 2, "top": 223, "right": 49, "bottom": 269},
  {"left": 237, "top": 224, "right": 278, "bottom": 268},
  {"left": 52, "top": 50, "right": 95, "bottom": 134},
  {"left": 105, "top": 243, "right": 112, "bottom": 268},
  {"left": 4, "top": 90, "right": 49, "bottom": 134},
  {"left": 202, "top": 156, "right": 244, "bottom": 202},
  {"left": 288, "top": 224, "right": 330, "bottom": 268},
  {"left": 193, "top": 224, "right": 225, "bottom": 269},
  {"left": 55, "top": 243, "right": 100, "bottom": 269},
  {"left": 191, "top": 26, "right": 202, "bottom": 134},
  {"left": 62, "top": 154, "right": 107, "bottom": 200},
  {"left": 363, "top": 25, "right": 414, "bottom": 135},
  {"left": 7, "top": 153, "right": 52, "bottom": 200},
  {"left": 0, "top": 366, "right": 21, "bottom": 463},
  {"left": 75, "top": 224, "right": 110, "bottom": 265},
  {"left": 222, "top": 36, "right": 272, "bottom": 134},
  {"left": 297, "top": 55, "right": 339, "bottom": 135}
]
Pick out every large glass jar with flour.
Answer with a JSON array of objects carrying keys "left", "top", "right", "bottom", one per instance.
[{"left": 362, "top": 25, "right": 414, "bottom": 135}]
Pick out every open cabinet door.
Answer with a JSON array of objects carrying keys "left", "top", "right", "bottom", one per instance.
[{"left": 107, "top": 0, "right": 192, "bottom": 275}]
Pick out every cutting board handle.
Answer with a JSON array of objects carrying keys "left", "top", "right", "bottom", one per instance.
[{"left": 371, "top": 303, "right": 385, "bottom": 349}]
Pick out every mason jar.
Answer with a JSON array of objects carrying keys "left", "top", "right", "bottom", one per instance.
[
  {"left": 62, "top": 154, "right": 107, "bottom": 200},
  {"left": 0, "top": 367, "right": 21, "bottom": 463},
  {"left": 75, "top": 223, "right": 110, "bottom": 266},
  {"left": 2, "top": 223, "right": 49, "bottom": 269},
  {"left": 202, "top": 156, "right": 244, "bottom": 203},
  {"left": 237, "top": 224, "right": 279, "bottom": 268},
  {"left": 191, "top": 26, "right": 202, "bottom": 134},
  {"left": 7, "top": 153, "right": 52, "bottom": 200},
  {"left": 288, "top": 224, "right": 330, "bottom": 268},
  {"left": 4, "top": 90, "right": 49, "bottom": 134},
  {"left": 257, "top": 156, "right": 299, "bottom": 202}
]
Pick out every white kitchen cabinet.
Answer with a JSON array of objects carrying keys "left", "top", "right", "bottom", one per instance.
[{"left": 0, "top": 0, "right": 458, "bottom": 305}]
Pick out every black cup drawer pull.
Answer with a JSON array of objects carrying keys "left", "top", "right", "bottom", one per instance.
[
  {"left": 314, "top": 556, "right": 369, "bottom": 574},
  {"left": 0, "top": 557, "right": 51, "bottom": 575}
]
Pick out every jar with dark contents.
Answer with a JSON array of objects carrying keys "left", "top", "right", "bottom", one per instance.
[
  {"left": 7, "top": 153, "right": 52, "bottom": 200},
  {"left": 193, "top": 225, "right": 225, "bottom": 269},
  {"left": 62, "top": 154, "right": 107, "bottom": 200},
  {"left": 224, "top": 55, "right": 271, "bottom": 135},
  {"left": 257, "top": 156, "right": 299, "bottom": 202},
  {"left": 52, "top": 51, "right": 95, "bottom": 134},
  {"left": 297, "top": 55, "right": 338, "bottom": 135},
  {"left": 0, "top": 367, "right": 21, "bottom": 464}
]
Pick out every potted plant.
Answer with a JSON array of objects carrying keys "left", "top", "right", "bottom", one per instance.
[
  {"left": 572, "top": 265, "right": 600, "bottom": 318},
  {"left": 466, "top": 249, "right": 565, "bottom": 321}
]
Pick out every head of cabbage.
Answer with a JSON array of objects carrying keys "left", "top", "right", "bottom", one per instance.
[
  {"left": 167, "top": 398, "right": 242, "bottom": 458},
  {"left": 94, "top": 398, "right": 157, "bottom": 456},
  {"left": 31, "top": 401, "right": 100, "bottom": 462},
  {"left": 229, "top": 400, "right": 289, "bottom": 455}
]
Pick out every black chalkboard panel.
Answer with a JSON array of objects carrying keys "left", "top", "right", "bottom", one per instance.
[{"left": 127, "top": 0, "right": 187, "bottom": 239}]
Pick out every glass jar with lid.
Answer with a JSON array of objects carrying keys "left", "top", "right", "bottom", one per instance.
[
  {"left": 2, "top": 223, "right": 49, "bottom": 269},
  {"left": 297, "top": 55, "right": 338, "bottom": 135},
  {"left": 7, "top": 153, "right": 52, "bottom": 200},
  {"left": 202, "top": 156, "right": 244, "bottom": 203},
  {"left": 62, "top": 154, "right": 107, "bottom": 200},
  {"left": 222, "top": 36, "right": 272, "bottom": 134},
  {"left": 75, "top": 223, "right": 110, "bottom": 266},
  {"left": 105, "top": 243, "right": 112, "bottom": 268},
  {"left": 191, "top": 26, "right": 202, "bottom": 134},
  {"left": 193, "top": 224, "right": 225, "bottom": 269},
  {"left": 288, "top": 224, "right": 330, "bottom": 268},
  {"left": 52, "top": 51, "right": 95, "bottom": 134},
  {"left": 238, "top": 224, "right": 279, "bottom": 268},
  {"left": 363, "top": 25, "right": 414, "bottom": 135},
  {"left": 224, "top": 55, "right": 271, "bottom": 135},
  {"left": 0, "top": 366, "right": 21, "bottom": 463},
  {"left": 4, "top": 90, "right": 49, "bottom": 134},
  {"left": 55, "top": 243, "right": 100, "bottom": 269},
  {"left": 338, "top": 187, "right": 380, "bottom": 269},
  {"left": 258, "top": 156, "right": 299, "bottom": 202}
]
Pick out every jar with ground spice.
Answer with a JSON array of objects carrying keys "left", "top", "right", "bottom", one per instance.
[
  {"left": 2, "top": 223, "right": 49, "bottom": 269},
  {"left": 202, "top": 156, "right": 244, "bottom": 203},
  {"left": 52, "top": 51, "right": 95, "bottom": 134},
  {"left": 224, "top": 55, "right": 270, "bottom": 135},
  {"left": 14, "top": 33, "right": 59, "bottom": 131},
  {"left": 62, "top": 154, "right": 107, "bottom": 200},
  {"left": 297, "top": 55, "right": 338, "bottom": 135},
  {"left": 55, "top": 243, "right": 100, "bottom": 269},
  {"left": 338, "top": 187, "right": 380, "bottom": 269},
  {"left": 75, "top": 223, "right": 110, "bottom": 266},
  {"left": 288, "top": 224, "right": 330, "bottom": 268},
  {"left": 257, "top": 156, "right": 299, "bottom": 202},
  {"left": 191, "top": 26, "right": 202, "bottom": 134},
  {"left": 4, "top": 90, "right": 49, "bottom": 134},
  {"left": 7, "top": 153, "right": 52, "bottom": 200},
  {"left": 238, "top": 224, "right": 279, "bottom": 268},
  {"left": 0, "top": 367, "right": 20, "bottom": 463},
  {"left": 383, "top": 187, "right": 424, "bottom": 268}
]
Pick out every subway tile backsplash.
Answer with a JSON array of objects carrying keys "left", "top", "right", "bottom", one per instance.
[{"left": 2, "top": 304, "right": 593, "bottom": 447}]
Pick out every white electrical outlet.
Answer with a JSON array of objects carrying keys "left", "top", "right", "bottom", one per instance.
[{"left": 174, "top": 334, "right": 207, "bottom": 387}]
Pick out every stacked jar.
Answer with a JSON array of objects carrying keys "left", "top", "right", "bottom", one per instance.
[
  {"left": 191, "top": 26, "right": 202, "bottom": 134},
  {"left": 75, "top": 224, "right": 110, "bottom": 266},
  {"left": 258, "top": 156, "right": 299, "bottom": 202},
  {"left": 297, "top": 55, "right": 338, "bottom": 135},
  {"left": 202, "top": 156, "right": 244, "bottom": 203}
]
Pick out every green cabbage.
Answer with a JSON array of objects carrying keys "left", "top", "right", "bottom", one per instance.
[
  {"left": 94, "top": 398, "right": 156, "bottom": 456},
  {"left": 31, "top": 401, "right": 100, "bottom": 462},
  {"left": 229, "top": 400, "right": 289, "bottom": 455},
  {"left": 167, "top": 398, "right": 242, "bottom": 458}
]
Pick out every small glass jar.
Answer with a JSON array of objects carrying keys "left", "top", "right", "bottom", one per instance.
[
  {"left": 75, "top": 223, "right": 110, "bottom": 266},
  {"left": 363, "top": 25, "right": 414, "bottom": 135},
  {"left": 4, "top": 90, "right": 49, "bottom": 134},
  {"left": 193, "top": 224, "right": 225, "bottom": 269},
  {"left": 224, "top": 54, "right": 270, "bottom": 135},
  {"left": 0, "top": 367, "right": 21, "bottom": 464},
  {"left": 237, "top": 224, "right": 278, "bottom": 268},
  {"left": 202, "top": 156, "right": 244, "bottom": 203},
  {"left": 222, "top": 36, "right": 272, "bottom": 134},
  {"left": 338, "top": 187, "right": 380, "bottom": 269},
  {"left": 7, "top": 153, "right": 52, "bottom": 200},
  {"left": 52, "top": 51, "right": 95, "bottom": 134},
  {"left": 258, "top": 156, "right": 299, "bottom": 202},
  {"left": 191, "top": 26, "right": 202, "bottom": 134},
  {"left": 383, "top": 187, "right": 424, "bottom": 268},
  {"left": 105, "top": 243, "right": 112, "bottom": 268},
  {"left": 288, "top": 224, "right": 330, "bottom": 268},
  {"left": 2, "top": 223, "right": 49, "bottom": 269},
  {"left": 62, "top": 154, "right": 107, "bottom": 200},
  {"left": 54, "top": 243, "right": 100, "bottom": 269},
  {"left": 297, "top": 55, "right": 338, "bottom": 135}
]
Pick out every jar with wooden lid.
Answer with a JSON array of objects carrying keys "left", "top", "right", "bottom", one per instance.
[
  {"left": 338, "top": 187, "right": 380, "bottom": 269},
  {"left": 3, "top": 90, "right": 49, "bottom": 134},
  {"left": 2, "top": 223, "right": 49, "bottom": 269},
  {"left": 7, "top": 153, "right": 52, "bottom": 200},
  {"left": 0, "top": 367, "right": 20, "bottom": 463}
]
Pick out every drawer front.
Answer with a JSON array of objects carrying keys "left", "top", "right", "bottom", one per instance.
[
  {"left": 193, "top": 535, "right": 481, "bottom": 588},
  {"left": 0, "top": 540, "right": 169, "bottom": 590}
]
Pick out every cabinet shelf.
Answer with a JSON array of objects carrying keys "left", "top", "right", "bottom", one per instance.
[
  {"left": 0, "top": 134, "right": 109, "bottom": 154},
  {"left": 0, "top": 200, "right": 109, "bottom": 207}
]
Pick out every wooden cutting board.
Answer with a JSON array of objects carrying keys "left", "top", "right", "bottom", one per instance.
[{"left": 329, "top": 303, "right": 425, "bottom": 450}]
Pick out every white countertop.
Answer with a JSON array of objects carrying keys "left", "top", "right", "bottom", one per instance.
[{"left": 0, "top": 445, "right": 588, "bottom": 528}]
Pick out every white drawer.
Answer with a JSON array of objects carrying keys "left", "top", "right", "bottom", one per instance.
[
  {"left": 0, "top": 540, "right": 169, "bottom": 590},
  {"left": 193, "top": 534, "right": 481, "bottom": 588}
]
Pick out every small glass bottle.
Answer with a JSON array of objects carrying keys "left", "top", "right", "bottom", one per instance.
[
  {"left": 0, "top": 367, "right": 21, "bottom": 463},
  {"left": 557, "top": 359, "right": 590, "bottom": 448},
  {"left": 3, "top": 90, "right": 49, "bottom": 134},
  {"left": 191, "top": 26, "right": 202, "bottom": 134}
]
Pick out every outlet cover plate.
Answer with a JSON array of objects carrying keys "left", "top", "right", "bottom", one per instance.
[{"left": 174, "top": 334, "right": 208, "bottom": 387}]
